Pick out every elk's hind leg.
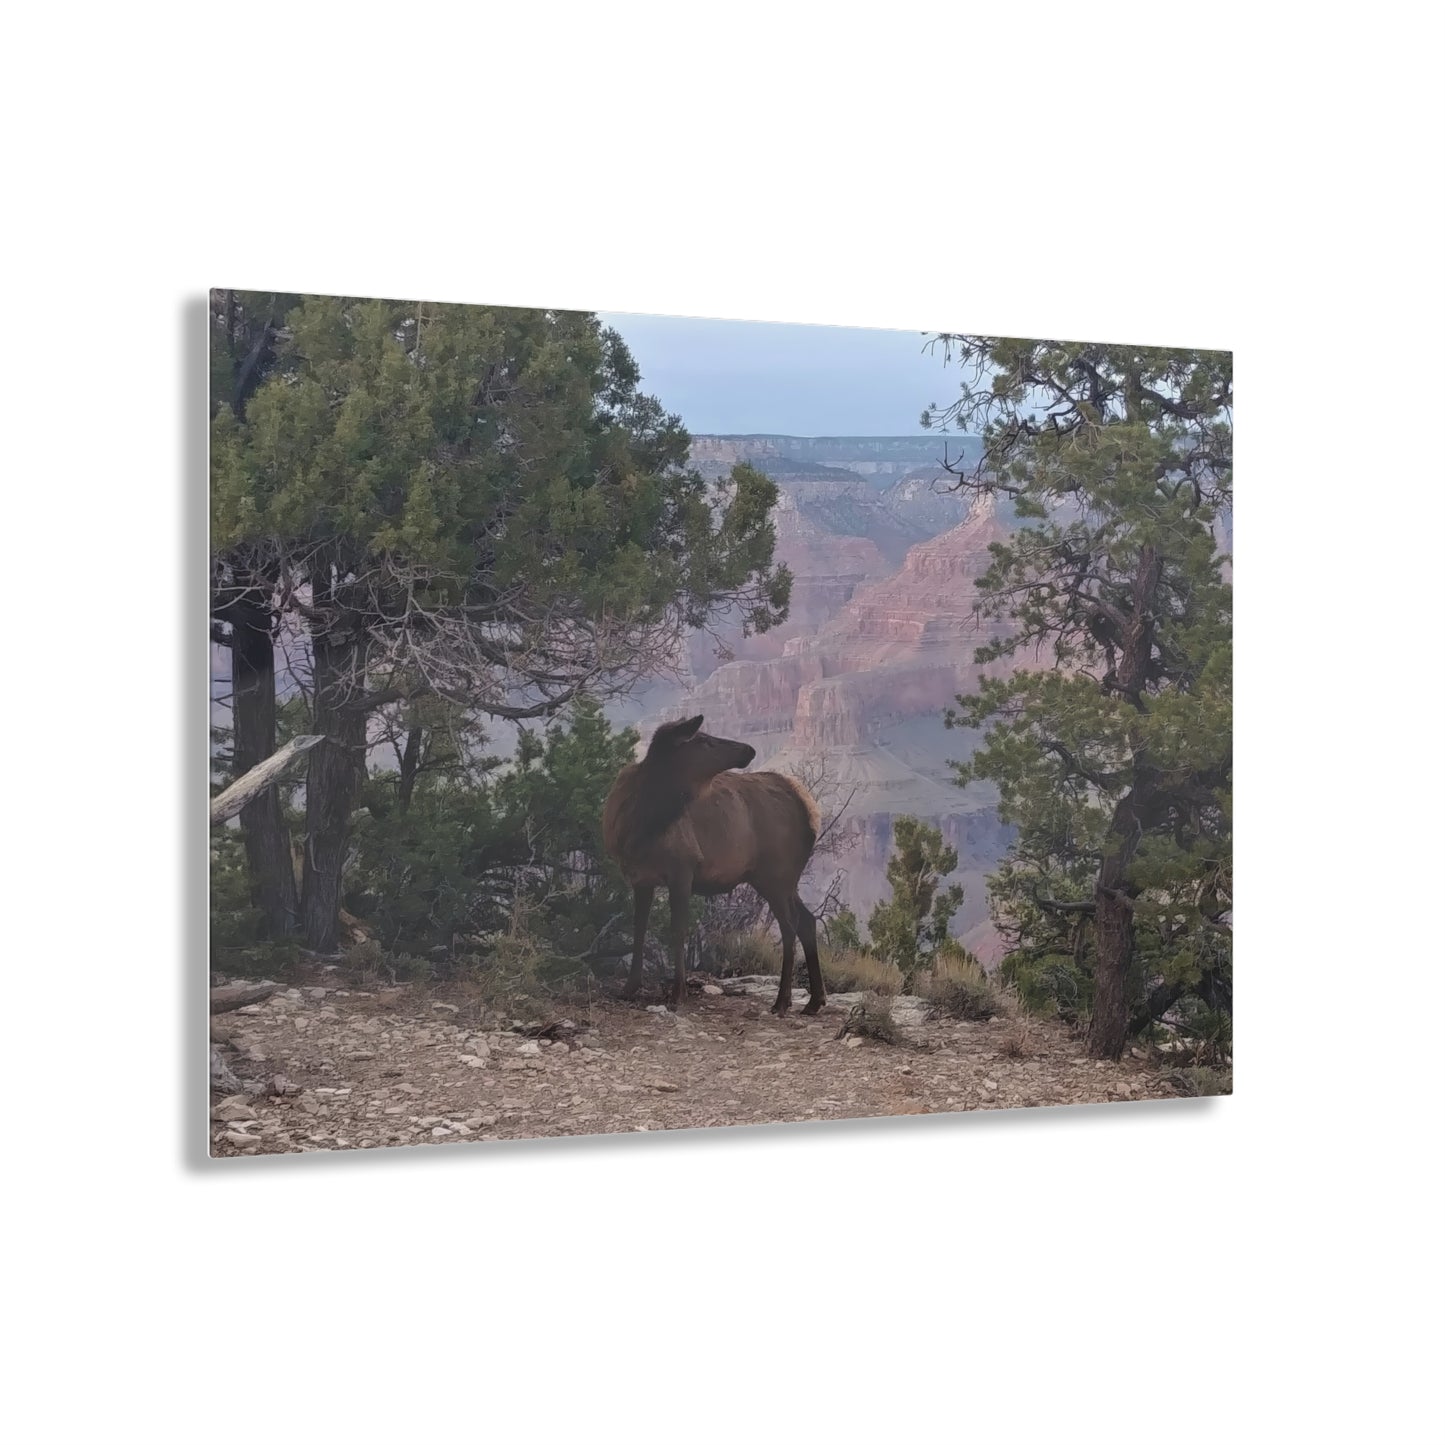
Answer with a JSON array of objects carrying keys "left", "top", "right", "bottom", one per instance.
[
  {"left": 762, "top": 890, "right": 798, "bottom": 1016},
  {"left": 621, "top": 884, "right": 654, "bottom": 1001},
  {"left": 795, "top": 896, "right": 826, "bottom": 1015},
  {"left": 667, "top": 884, "right": 691, "bottom": 1011}
]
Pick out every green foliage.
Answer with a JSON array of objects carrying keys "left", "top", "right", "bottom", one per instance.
[
  {"left": 999, "top": 950, "right": 1094, "bottom": 1022},
  {"left": 209, "top": 289, "right": 301, "bottom": 419},
  {"left": 932, "top": 338, "right": 1232, "bottom": 1047},
  {"left": 1168, "top": 998, "right": 1233, "bottom": 1065},
  {"left": 211, "top": 293, "right": 793, "bottom": 959},
  {"left": 822, "top": 908, "right": 864, "bottom": 952},
  {"left": 867, "top": 817, "right": 966, "bottom": 986},
  {"left": 211, "top": 296, "right": 791, "bottom": 676},
  {"left": 209, "top": 828, "right": 263, "bottom": 949},
  {"left": 210, "top": 827, "right": 302, "bottom": 975},
  {"left": 349, "top": 696, "right": 638, "bottom": 961}
]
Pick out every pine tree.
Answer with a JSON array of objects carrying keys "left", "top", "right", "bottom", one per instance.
[
  {"left": 209, "top": 289, "right": 303, "bottom": 937},
  {"left": 212, "top": 295, "right": 790, "bottom": 952},
  {"left": 867, "top": 817, "right": 965, "bottom": 987},
  {"left": 929, "top": 338, "right": 1232, "bottom": 1058}
]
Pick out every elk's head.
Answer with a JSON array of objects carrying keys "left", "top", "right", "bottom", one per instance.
[{"left": 645, "top": 714, "right": 755, "bottom": 792}]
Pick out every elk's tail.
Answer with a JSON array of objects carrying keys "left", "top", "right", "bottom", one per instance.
[{"left": 781, "top": 775, "right": 821, "bottom": 851}]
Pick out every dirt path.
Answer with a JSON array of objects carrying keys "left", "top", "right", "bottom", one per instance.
[{"left": 209, "top": 975, "right": 1182, "bottom": 1155}]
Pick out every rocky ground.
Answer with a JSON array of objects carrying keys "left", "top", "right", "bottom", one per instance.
[{"left": 209, "top": 973, "right": 1190, "bottom": 1157}]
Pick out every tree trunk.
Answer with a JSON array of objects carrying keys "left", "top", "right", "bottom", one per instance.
[
  {"left": 397, "top": 727, "right": 423, "bottom": 813},
  {"left": 1086, "top": 546, "right": 1161, "bottom": 1060},
  {"left": 229, "top": 588, "right": 300, "bottom": 937},
  {"left": 300, "top": 623, "right": 368, "bottom": 954},
  {"left": 1089, "top": 867, "right": 1136, "bottom": 1060}
]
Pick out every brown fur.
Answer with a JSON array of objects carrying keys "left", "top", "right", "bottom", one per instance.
[{"left": 602, "top": 715, "right": 826, "bottom": 1015}]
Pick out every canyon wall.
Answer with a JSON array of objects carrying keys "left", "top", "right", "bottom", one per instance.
[{"left": 644, "top": 436, "right": 1020, "bottom": 962}]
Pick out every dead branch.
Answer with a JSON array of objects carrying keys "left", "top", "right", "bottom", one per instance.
[{"left": 209, "top": 735, "right": 324, "bottom": 826}]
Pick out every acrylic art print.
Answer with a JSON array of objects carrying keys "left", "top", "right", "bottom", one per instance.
[{"left": 209, "top": 292, "right": 1233, "bottom": 1156}]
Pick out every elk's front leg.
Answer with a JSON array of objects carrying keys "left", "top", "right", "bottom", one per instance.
[
  {"left": 621, "top": 884, "right": 654, "bottom": 1000},
  {"left": 667, "top": 884, "right": 691, "bottom": 1011}
]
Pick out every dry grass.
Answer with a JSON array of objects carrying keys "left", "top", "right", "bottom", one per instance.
[
  {"left": 838, "top": 992, "right": 901, "bottom": 1045},
  {"left": 707, "top": 930, "right": 778, "bottom": 976},
  {"left": 822, "top": 948, "right": 904, "bottom": 995},
  {"left": 999, "top": 1021, "right": 1035, "bottom": 1058},
  {"left": 918, "top": 951, "right": 1005, "bottom": 1021}
]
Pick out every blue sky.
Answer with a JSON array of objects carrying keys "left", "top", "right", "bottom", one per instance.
[{"left": 598, "top": 311, "right": 961, "bottom": 436}]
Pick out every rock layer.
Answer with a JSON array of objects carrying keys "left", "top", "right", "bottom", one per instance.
[{"left": 654, "top": 441, "right": 1029, "bottom": 961}]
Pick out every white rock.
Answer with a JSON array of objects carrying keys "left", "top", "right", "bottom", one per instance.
[
  {"left": 702, "top": 984, "right": 723, "bottom": 996},
  {"left": 210, "top": 1097, "right": 257, "bottom": 1123},
  {"left": 517, "top": 1040, "right": 542, "bottom": 1057},
  {"left": 845, "top": 1035, "right": 863, "bottom": 1049}
]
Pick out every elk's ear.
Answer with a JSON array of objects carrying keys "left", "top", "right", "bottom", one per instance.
[{"left": 648, "top": 714, "right": 705, "bottom": 756}]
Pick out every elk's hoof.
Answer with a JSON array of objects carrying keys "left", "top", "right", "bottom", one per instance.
[
  {"left": 771, "top": 999, "right": 791, "bottom": 1017},
  {"left": 801, "top": 999, "right": 825, "bottom": 1016},
  {"left": 620, "top": 986, "right": 639, "bottom": 1002}
]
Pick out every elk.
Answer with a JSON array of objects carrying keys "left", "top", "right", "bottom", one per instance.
[{"left": 602, "top": 714, "right": 826, "bottom": 1015}]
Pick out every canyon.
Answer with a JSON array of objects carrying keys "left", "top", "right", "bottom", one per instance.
[{"left": 624, "top": 434, "right": 1019, "bottom": 962}]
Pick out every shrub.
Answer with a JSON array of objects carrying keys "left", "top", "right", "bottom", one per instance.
[
  {"left": 999, "top": 1022, "right": 1034, "bottom": 1058},
  {"left": 867, "top": 817, "right": 965, "bottom": 986},
  {"left": 341, "top": 938, "right": 385, "bottom": 977},
  {"left": 999, "top": 950, "right": 1092, "bottom": 1022},
  {"left": 209, "top": 828, "right": 265, "bottom": 952},
  {"left": 841, "top": 992, "right": 900, "bottom": 1045},
  {"left": 823, "top": 948, "right": 904, "bottom": 995},
  {"left": 822, "top": 909, "right": 864, "bottom": 953},
  {"left": 919, "top": 945, "right": 1004, "bottom": 1020},
  {"left": 1173, "top": 1001, "right": 1233, "bottom": 1065}
]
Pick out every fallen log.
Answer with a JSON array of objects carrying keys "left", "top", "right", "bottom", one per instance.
[
  {"left": 210, "top": 981, "right": 279, "bottom": 1014},
  {"left": 209, "top": 735, "right": 324, "bottom": 827}
]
